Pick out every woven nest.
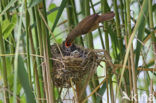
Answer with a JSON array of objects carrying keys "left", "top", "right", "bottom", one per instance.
[{"left": 50, "top": 43, "right": 99, "bottom": 88}]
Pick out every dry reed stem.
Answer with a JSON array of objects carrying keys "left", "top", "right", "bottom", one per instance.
[
  {"left": 38, "top": 8, "right": 54, "bottom": 103},
  {"left": 114, "top": 64, "right": 156, "bottom": 71},
  {"left": 38, "top": 8, "right": 63, "bottom": 58}
]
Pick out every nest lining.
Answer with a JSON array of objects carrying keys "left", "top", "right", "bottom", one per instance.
[{"left": 51, "top": 43, "right": 99, "bottom": 88}]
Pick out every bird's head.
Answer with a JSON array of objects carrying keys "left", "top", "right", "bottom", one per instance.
[{"left": 62, "top": 41, "right": 77, "bottom": 53}]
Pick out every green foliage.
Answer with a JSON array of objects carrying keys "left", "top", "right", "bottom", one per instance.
[
  {"left": 18, "top": 56, "right": 36, "bottom": 103},
  {"left": 48, "top": 3, "right": 58, "bottom": 24},
  {"left": 1, "top": 15, "right": 17, "bottom": 39},
  {"left": 51, "top": 0, "right": 67, "bottom": 32},
  {"left": 0, "top": 0, "right": 16, "bottom": 16},
  {"left": 28, "top": 0, "right": 42, "bottom": 8}
]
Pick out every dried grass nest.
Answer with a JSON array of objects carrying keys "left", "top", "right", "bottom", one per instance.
[{"left": 51, "top": 43, "right": 108, "bottom": 88}]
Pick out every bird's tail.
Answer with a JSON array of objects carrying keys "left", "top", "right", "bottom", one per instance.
[{"left": 96, "top": 11, "right": 115, "bottom": 23}]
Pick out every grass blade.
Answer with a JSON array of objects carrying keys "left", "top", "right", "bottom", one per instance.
[
  {"left": 51, "top": 0, "right": 67, "bottom": 32},
  {"left": 18, "top": 56, "right": 36, "bottom": 103}
]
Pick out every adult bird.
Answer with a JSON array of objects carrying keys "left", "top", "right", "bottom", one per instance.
[{"left": 65, "top": 12, "right": 115, "bottom": 47}]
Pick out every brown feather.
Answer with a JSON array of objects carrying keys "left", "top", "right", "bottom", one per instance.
[{"left": 65, "top": 12, "right": 115, "bottom": 46}]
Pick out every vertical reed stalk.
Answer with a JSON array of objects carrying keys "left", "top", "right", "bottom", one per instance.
[
  {"left": 130, "top": 46, "right": 138, "bottom": 103},
  {"left": 119, "top": 0, "right": 124, "bottom": 26},
  {"left": 29, "top": 27, "right": 42, "bottom": 103},
  {"left": 35, "top": 6, "right": 46, "bottom": 102},
  {"left": 148, "top": 1, "right": 155, "bottom": 103},
  {"left": 125, "top": 0, "right": 133, "bottom": 101},
  {"left": 32, "top": 6, "right": 45, "bottom": 103},
  {"left": 124, "top": 36, "right": 133, "bottom": 103},
  {"left": 25, "top": 0, "right": 32, "bottom": 87},
  {"left": 38, "top": 1, "right": 55, "bottom": 102},
  {"left": 148, "top": 0, "right": 156, "bottom": 67},
  {"left": 113, "top": 0, "right": 123, "bottom": 57},
  {"left": 0, "top": 23, "right": 10, "bottom": 103}
]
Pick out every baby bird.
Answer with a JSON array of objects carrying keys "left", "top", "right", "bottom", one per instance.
[{"left": 70, "top": 50, "right": 80, "bottom": 58}]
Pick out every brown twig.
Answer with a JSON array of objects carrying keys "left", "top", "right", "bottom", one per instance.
[
  {"left": 114, "top": 64, "right": 156, "bottom": 71},
  {"left": 82, "top": 78, "right": 107, "bottom": 103}
]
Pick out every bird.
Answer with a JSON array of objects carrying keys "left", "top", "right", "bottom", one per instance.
[
  {"left": 65, "top": 12, "right": 115, "bottom": 47},
  {"left": 61, "top": 41, "right": 77, "bottom": 56},
  {"left": 70, "top": 50, "right": 80, "bottom": 58},
  {"left": 62, "top": 41, "right": 86, "bottom": 58}
]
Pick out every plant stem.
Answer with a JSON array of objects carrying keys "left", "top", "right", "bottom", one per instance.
[
  {"left": 25, "top": 0, "right": 32, "bottom": 88},
  {"left": 39, "top": 1, "right": 55, "bottom": 102},
  {"left": 0, "top": 23, "right": 10, "bottom": 103},
  {"left": 29, "top": 25, "right": 42, "bottom": 103},
  {"left": 125, "top": 0, "right": 133, "bottom": 101},
  {"left": 148, "top": 0, "right": 156, "bottom": 67},
  {"left": 113, "top": 0, "right": 123, "bottom": 57}
]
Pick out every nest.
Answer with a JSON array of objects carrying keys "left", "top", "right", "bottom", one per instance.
[{"left": 50, "top": 43, "right": 99, "bottom": 88}]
